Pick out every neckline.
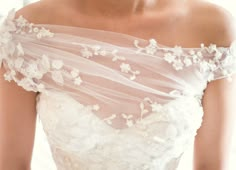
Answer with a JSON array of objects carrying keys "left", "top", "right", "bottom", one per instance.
[{"left": 5, "top": 8, "right": 235, "bottom": 50}]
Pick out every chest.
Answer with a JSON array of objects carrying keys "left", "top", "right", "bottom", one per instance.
[{"left": 43, "top": 10, "right": 201, "bottom": 48}]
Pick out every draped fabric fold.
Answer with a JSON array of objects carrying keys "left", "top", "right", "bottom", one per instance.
[
  {"left": 1, "top": 9, "right": 236, "bottom": 129},
  {"left": 1, "top": 8, "right": 236, "bottom": 170}
]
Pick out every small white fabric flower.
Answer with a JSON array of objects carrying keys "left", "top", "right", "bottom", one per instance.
[
  {"left": 120, "top": 63, "right": 131, "bottom": 73},
  {"left": 33, "top": 27, "right": 39, "bottom": 33},
  {"left": 121, "top": 113, "right": 134, "bottom": 127},
  {"left": 126, "top": 120, "right": 134, "bottom": 127},
  {"left": 144, "top": 39, "right": 158, "bottom": 55},
  {"left": 71, "top": 69, "right": 80, "bottom": 78},
  {"left": 24, "top": 62, "right": 43, "bottom": 79},
  {"left": 164, "top": 53, "right": 176, "bottom": 63},
  {"left": 74, "top": 77, "right": 82, "bottom": 86},
  {"left": 99, "top": 50, "right": 107, "bottom": 56},
  {"left": 207, "top": 44, "right": 217, "bottom": 53},
  {"left": 51, "top": 71, "right": 64, "bottom": 85},
  {"left": 196, "top": 51, "right": 203, "bottom": 58},
  {"left": 189, "top": 50, "right": 195, "bottom": 55},
  {"left": 92, "top": 104, "right": 100, "bottom": 111},
  {"left": 3, "top": 70, "right": 15, "bottom": 82},
  {"left": 52, "top": 60, "right": 64, "bottom": 69},
  {"left": 173, "top": 46, "right": 183, "bottom": 56},
  {"left": 36, "top": 27, "right": 54, "bottom": 39},
  {"left": 15, "top": 15, "right": 28, "bottom": 28},
  {"left": 183, "top": 57, "right": 192, "bottom": 67},
  {"left": 173, "top": 59, "right": 184, "bottom": 70},
  {"left": 151, "top": 102, "right": 163, "bottom": 113},
  {"left": 81, "top": 49, "right": 93, "bottom": 58}
]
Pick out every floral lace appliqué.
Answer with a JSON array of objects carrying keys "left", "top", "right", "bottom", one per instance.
[{"left": 134, "top": 39, "right": 236, "bottom": 82}]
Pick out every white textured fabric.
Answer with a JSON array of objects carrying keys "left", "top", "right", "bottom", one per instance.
[{"left": 1, "top": 9, "right": 236, "bottom": 170}]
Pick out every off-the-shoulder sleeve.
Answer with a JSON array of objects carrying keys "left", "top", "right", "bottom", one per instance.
[
  {"left": 0, "top": 10, "right": 55, "bottom": 93},
  {"left": 206, "top": 41, "right": 236, "bottom": 83}
]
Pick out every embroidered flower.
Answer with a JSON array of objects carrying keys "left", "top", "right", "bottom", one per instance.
[
  {"left": 33, "top": 27, "right": 39, "bottom": 33},
  {"left": 36, "top": 27, "right": 54, "bottom": 39},
  {"left": 120, "top": 63, "right": 140, "bottom": 80},
  {"left": 207, "top": 44, "right": 217, "bottom": 53},
  {"left": 112, "top": 50, "right": 126, "bottom": 62},
  {"left": 15, "top": 15, "right": 28, "bottom": 28},
  {"left": 3, "top": 70, "right": 16, "bottom": 81},
  {"left": 52, "top": 60, "right": 64, "bottom": 69},
  {"left": 99, "top": 50, "right": 107, "bottom": 56},
  {"left": 51, "top": 71, "right": 64, "bottom": 85},
  {"left": 74, "top": 77, "right": 82, "bottom": 85},
  {"left": 164, "top": 53, "right": 176, "bottom": 63},
  {"left": 196, "top": 51, "right": 203, "bottom": 58},
  {"left": 173, "top": 46, "right": 183, "bottom": 56},
  {"left": 189, "top": 50, "right": 195, "bottom": 55},
  {"left": 145, "top": 39, "right": 158, "bottom": 55},
  {"left": 81, "top": 48, "right": 93, "bottom": 58},
  {"left": 121, "top": 113, "right": 134, "bottom": 127},
  {"left": 150, "top": 102, "right": 163, "bottom": 113},
  {"left": 183, "top": 57, "right": 192, "bottom": 67},
  {"left": 92, "top": 45, "right": 102, "bottom": 55},
  {"left": 192, "top": 54, "right": 200, "bottom": 63},
  {"left": 71, "top": 69, "right": 80, "bottom": 78},
  {"left": 120, "top": 63, "right": 131, "bottom": 73},
  {"left": 92, "top": 104, "right": 100, "bottom": 111},
  {"left": 134, "top": 39, "right": 158, "bottom": 55},
  {"left": 23, "top": 61, "right": 43, "bottom": 79},
  {"left": 172, "top": 59, "right": 184, "bottom": 70}
]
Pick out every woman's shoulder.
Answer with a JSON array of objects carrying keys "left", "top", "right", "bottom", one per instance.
[
  {"left": 186, "top": 0, "right": 236, "bottom": 46},
  {"left": 15, "top": 1, "right": 51, "bottom": 24}
]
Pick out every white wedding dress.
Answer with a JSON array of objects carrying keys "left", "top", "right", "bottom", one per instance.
[{"left": 1, "top": 9, "right": 236, "bottom": 170}]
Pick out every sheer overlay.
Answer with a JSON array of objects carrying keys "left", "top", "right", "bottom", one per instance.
[{"left": 1, "top": 9, "right": 236, "bottom": 170}]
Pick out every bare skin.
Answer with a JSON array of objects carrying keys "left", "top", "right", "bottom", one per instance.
[{"left": 0, "top": 0, "right": 236, "bottom": 170}]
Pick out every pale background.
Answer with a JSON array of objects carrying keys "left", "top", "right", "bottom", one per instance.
[{"left": 0, "top": 0, "right": 235, "bottom": 170}]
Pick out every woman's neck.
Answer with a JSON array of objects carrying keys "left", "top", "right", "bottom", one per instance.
[{"left": 50, "top": 0, "right": 160, "bottom": 18}]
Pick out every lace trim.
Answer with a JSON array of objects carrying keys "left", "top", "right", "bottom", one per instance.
[{"left": 134, "top": 39, "right": 236, "bottom": 82}]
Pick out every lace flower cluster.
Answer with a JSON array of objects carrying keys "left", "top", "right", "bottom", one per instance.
[
  {"left": 134, "top": 39, "right": 236, "bottom": 82},
  {"left": 0, "top": 9, "right": 82, "bottom": 92}
]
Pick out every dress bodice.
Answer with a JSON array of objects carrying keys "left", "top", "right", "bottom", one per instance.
[
  {"left": 1, "top": 9, "right": 236, "bottom": 170},
  {"left": 36, "top": 90, "right": 203, "bottom": 170}
]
